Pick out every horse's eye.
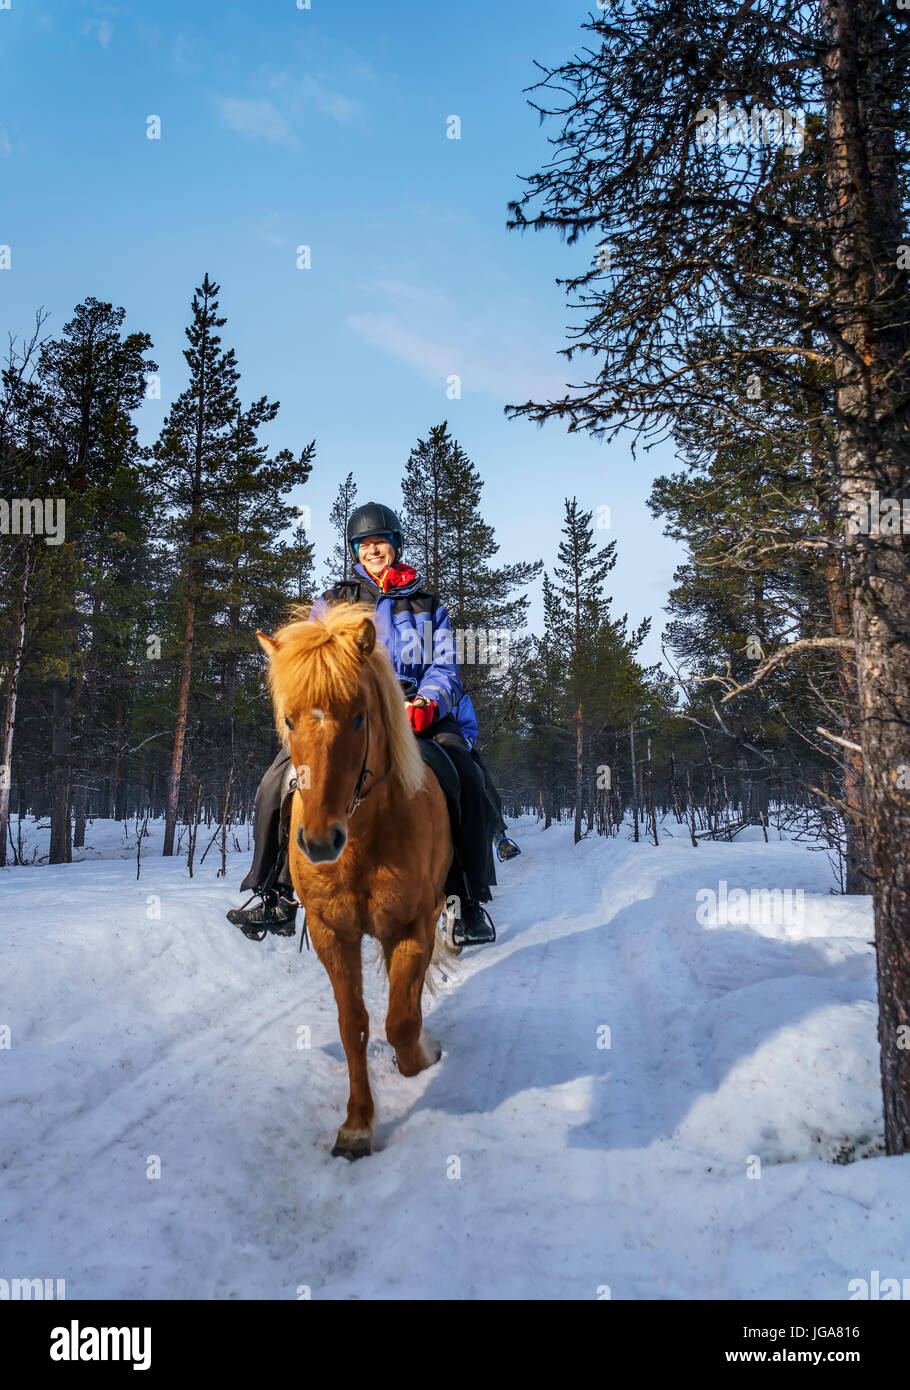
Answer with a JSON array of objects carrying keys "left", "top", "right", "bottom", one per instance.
[
  {"left": 352, "top": 712, "right": 365, "bottom": 730},
  {"left": 285, "top": 716, "right": 295, "bottom": 731}
]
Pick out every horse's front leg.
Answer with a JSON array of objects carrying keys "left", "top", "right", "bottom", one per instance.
[
  {"left": 384, "top": 930, "right": 442, "bottom": 1077},
  {"left": 309, "top": 921, "right": 374, "bottom": 1159}
]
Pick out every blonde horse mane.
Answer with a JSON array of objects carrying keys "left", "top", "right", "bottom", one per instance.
[{"left": 261, "top": 601, "right": 426, "bottom": 800}]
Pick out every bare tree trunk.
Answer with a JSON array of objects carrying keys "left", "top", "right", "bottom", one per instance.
[
  {"left": 73, "top": 784, "right": 87, "bottom": 849},
  {"left": 646, "top": 738, "right": 658, "bottom": 846},
  {"left": 49, "top": 681, "right": 73, "bottom": 864},
  {"left": 219, "top": 767, "right": 234, "bottom": 879},
  {"left": 686, "top": 770, "right": 698, "bottom": 848},
  {"left": 629, "top": 713, "right": 639, "bottom": 842},
  {"left": 186, "top": 780, "right": 202, "bottom": 877},
  {"left": 822, "top": 0, "right": 910, "bottom": 1152},
  {"left": 163, "top": 559, "right": 197, "bottom": 856},
  {"left": 825, "top": 554, "right": 871, "bottom": 892},
  {"left": 574, "top": 696, "right": 584, "bottom": 843},
  {"left": 0, "top": 541, "right": 31, "bottom": 868}
]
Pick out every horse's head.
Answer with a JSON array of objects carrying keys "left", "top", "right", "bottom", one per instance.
[{"left": 256, "top": 602, "right": 424, "bottom": 864}]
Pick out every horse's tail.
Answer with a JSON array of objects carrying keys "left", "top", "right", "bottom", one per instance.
[{"left": 425, "top": 906, "right": 462, "bottom": 994}]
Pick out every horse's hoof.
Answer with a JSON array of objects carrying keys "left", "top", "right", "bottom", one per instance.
[{"left": 331, "top": 1129, "right": 372, "bottom": 1160}]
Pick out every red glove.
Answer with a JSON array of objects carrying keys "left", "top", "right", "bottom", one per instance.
[{"left": 406, "top": 698, "right": 438, "bottom": 733}]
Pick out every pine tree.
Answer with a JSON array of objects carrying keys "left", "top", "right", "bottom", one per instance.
[
  {"left": 152, "top": 280, "right": 317, "bottom": 848},
  {"left": 31, "top": 298, "right": 155, "bottom": 862},
  {"left": 552, "top": 499, "right": 633, "bottom": 841},
  {"left": 0, "top": 318, "right": 47, "bottom": 865},
  {"left": 153, "top": 275, "right": 245, "bottom": 855},
  {"left": 526, "top": 573, "right": 575, "bottom": 826},
  {"left": 400, "top": 423, "right": 541, "bottom": 742},
  {"left": 401, "top": 423, "right": 452, "bottom": 592},
  {"left": 293, "top": 515, "right": 315, "bottom": 602},
  {"left": 323, "top": 472, "right": 358, "bottom": 585},
  {"left": 196, "top": 405, "right": 316, "bottom": 780},
  {"left": 507, "top": 0, "right": 910, "bottom": 1149}
]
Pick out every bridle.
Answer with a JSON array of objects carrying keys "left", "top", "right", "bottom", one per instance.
[
  {"left": 292, "top": 706, "right": 392, "bottom": 819},
  {"left": 345, "top": 707, "right": 394, "bottom": 815},
  {"left": 346, "top": 708, "right": 378, "bottom": 816},
  {"left": 282, "top": 695, "right": 393, "bottom": 957}
]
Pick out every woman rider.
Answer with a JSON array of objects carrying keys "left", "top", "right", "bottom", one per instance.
[
  {"left": 227, "top": 502, "right": 512, "bottom": 947},
  {"left": 448, "top": 687, "right": 522, "bottom": 863}
]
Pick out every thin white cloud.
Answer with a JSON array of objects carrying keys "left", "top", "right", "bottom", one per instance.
[
  {"left": 0, "top": 126, "right": 10, "bottom": 158},
  {"left": 298, "top": 75, "right": 358, "bottom": 124},
  {"left": 83, "top": 18, "right": 113, "bottom": 48},
  {"left": 172, "top": 32, "right": 197, "bottom": 72},
  {"left": 216, "top": 61, "right": 366, "bottom": 145},
  {"left": 347, "top": 281, "right": 571, "bottom": 405},
  {"left": 348, "top": 314, "right": 457, "bottom": 379},
  {"left": 249, "top": 212, "right": 289, "bottom": 247},
  {"left": 214, "top": 96, "right": 298, "bottom": 147}
]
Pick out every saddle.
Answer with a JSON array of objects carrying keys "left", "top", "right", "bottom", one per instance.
[
  {"left": 416, "top": 738, "right": 472, "bottom": 905},
  {"left": 276, "top": 738, "right": 467, "bottom": 901},
  {"left": 276, "top": 740, "right": 461, "bottom": 835},
  {"left": 417, "top": 738, "right": 461, "bottom": 830}
]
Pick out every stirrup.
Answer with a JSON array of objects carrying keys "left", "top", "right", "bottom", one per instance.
[
  {"left": 226, "top": 892, "right": 297, "bottom": 941},
  {"left": 453, "top": 902, "right": 496, "bottom": 947},
  {"left": 496, "top": 832, "right": 521, "bottom": 862}
]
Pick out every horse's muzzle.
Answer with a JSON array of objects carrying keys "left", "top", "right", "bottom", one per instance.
[{"left": 297, "top": 823, "right": 347, "bottom": 863}]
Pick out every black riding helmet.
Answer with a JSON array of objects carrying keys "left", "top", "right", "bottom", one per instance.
[{"left": 347, "top": 502, "right": 403, "bottom": 567}]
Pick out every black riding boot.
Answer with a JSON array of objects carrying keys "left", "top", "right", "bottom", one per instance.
[
  {"left": 230, "top": 749, "right": 298, "bottom": 940},
  {"left": 427, "top": 721, "right": 497, "bottom": 899},
  {"left": 425, "top": 719, "right": 498, "bottom": 947},
  {"left": 227, "top": 890, "right": 298, "bottom": 940},
  {"left": 453, "top": 899, "right": 496, "bottom": 946}
]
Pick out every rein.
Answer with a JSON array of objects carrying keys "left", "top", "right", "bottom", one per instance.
[
  {"left": 344, "top": 708, "right": 393, "bottom": 815},
  {"left": 291, "top": 706, "right": 392, "bottom": 820},
  {"left": 346, "top": 708, "right": 376, "bottom": 815},
  {"left": 288, "top": 695, "right": 392, "bottom": 955}
]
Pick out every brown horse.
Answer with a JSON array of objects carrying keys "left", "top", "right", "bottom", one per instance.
[{"left": 256, "top": 600, "right": 457, "bottom": 1159}]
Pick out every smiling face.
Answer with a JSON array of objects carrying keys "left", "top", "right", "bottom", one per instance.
[{"left": 357, "top": 534, "right": 396, "bottom": 573}]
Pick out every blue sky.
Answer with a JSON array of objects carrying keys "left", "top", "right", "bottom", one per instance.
[{"left": 1, "top": 0, "right": 684, "bottom": 664}]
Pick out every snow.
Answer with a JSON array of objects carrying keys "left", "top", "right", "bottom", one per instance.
[{"left": 1, "top": 812, "right": 906, "bottom": 1300}]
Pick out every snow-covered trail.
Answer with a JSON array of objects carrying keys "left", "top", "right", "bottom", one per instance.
[{"left": 2, "top": 816, "right": 908, "bottom": 1299}]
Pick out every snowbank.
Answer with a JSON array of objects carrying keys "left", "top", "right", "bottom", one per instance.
[{"left": 1, "top": 814, "right": 905, "bottom": 1299}]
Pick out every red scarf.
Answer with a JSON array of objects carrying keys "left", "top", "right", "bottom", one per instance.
[{"left": 362, "top": 561, "right": 417, "bottom": 593}]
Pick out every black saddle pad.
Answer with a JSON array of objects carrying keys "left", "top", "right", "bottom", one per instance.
[{"left": 418, "top": 738, "right": 461, "bottom": 830}]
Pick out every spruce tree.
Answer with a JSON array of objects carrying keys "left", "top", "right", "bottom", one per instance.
[
  {"left": 401, "top": 423, "right": 452, "bottom": 592},
  {"left": 506, "top": 0, "right": 910, "bottom": 1149},
  {"left": 152, "top": 278, "right": 317, "bottom": 850},
  {"left": 152, "top": 275, "right": 245, "bottom": 855},
  {"left": 400, "top": 423, "right": 541, "bottom": 742},
  {"left": 323, "top": 472, "right": 358, "bottom": 585},
  {"left": 32, "top": 298, "right": 155, "bottom": 861},
  {"left": 550, "top": 499, "right": 651, "bottom": 841}
]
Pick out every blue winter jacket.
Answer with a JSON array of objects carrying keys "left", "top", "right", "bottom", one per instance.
[
  {"left": 310, "top": 564, "right": 474, "bottom": 737},
  {"left": 449, "top": 691, "right": 479, "bottom": 749}
]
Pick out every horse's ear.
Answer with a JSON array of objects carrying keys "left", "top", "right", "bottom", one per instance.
[
  {"left": 256, "top": 630, "right": 279, "bottom": 654},
  {"left": 355, "top": 618, "right": 376, "bottom": 658}
]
